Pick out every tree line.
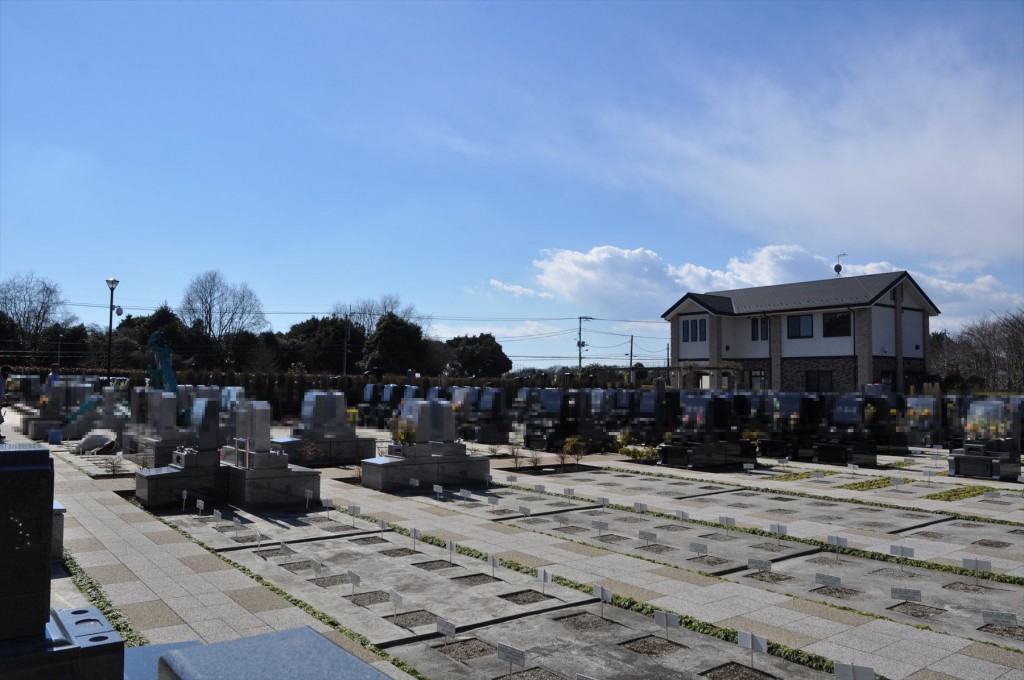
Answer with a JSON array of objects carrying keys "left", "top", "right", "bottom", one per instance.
[{"left": 0, "top": 270, "right": 512, "bottom": 378}]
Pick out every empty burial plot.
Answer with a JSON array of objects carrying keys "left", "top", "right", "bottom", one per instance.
[
  {"left": 733, "top": 551, "right": 1024, "bottom": 648},
  {"left": 386, "top": 603, "right": 832, "bottom": 679}
]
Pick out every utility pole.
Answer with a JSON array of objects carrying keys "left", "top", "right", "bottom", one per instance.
[
  {"left": 628, "top": 335, "right": 634, "bottom": 385},
  {"left": 577, "top": 316, "right": 593, "bottom": 369},
  {"left": 342, "top": 305, "right": 351, "bottom": 377}
]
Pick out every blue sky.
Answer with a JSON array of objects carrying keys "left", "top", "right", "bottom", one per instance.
[{"left": 2, "top": 0, "right": 1021, "bottom": 369}]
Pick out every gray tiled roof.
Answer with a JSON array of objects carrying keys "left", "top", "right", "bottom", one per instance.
[{"left": 663, "top": 271, "right": 939, "bottom": 317}]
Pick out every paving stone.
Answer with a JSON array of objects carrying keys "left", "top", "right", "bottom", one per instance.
[
  {"left": 86, "top": 563, "right": 140, "bottom": 585},
  {"left": 224, "top": 586, "right": 292, "bottom": 613},
  {"left": 120, "top": 599, "right": 186, "bottom": 629},
  {"left": 178, "top": 553, "right": 234, "bottom": 573}
]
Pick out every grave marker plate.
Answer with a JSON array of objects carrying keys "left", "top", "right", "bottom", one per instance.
[
  {"left": 847, "top": 463, "right": 859, "bottom": 472},
  {"left": 348, "top": 504, "right": 360, "bottom": 517},
  {"left": 538, "top": 568, "right": 552, "bottom": 584},
  {"left": 769, "top": 523, "right": 788, "bottom": 536},
  {"left": 738, "top": 631, "right": 768, "bottom": 653},
  {"left": 181, "top": 489, "right": 188, "bottom": 500},
  {"left": 827, "top": 535, "right": 848, "bottom": 548},
  {"left": 639, "top": 530, "right": 657, "bottom": 543},
  {"left": 488, "top": 496, "right": 499, "bottom": 506},
  {"left": 654, "top": 611, "right": 679, "bottom": 628},
  {"left": 835, "top": 663, "right": 875, "bottom": 680},
  {"left": 598, "top": 497, "right": 609, "bottom": 507},
  {"left": 436, "top": 616, "right": 456, "bottom": 638},
  {"left": 389, "top": 589, "right": 403, "bottom": 607},
  {"left": 963, "top": 558, "right": 992, "bottom": 572},
  {"left": 519, "top": 506, "right": 531, "bottom": 517},
  {"left": 889, "top": 545, "right": 914, "bottom": 559},
  {"left": 497, "top": 643, "right": 526, "bottom": 667},
  {"left": 592, "top": 520, "right": 609, "bottom": 533},
  {"left": 748, "top": 558, "right": 772, "bottom": 573},
  {"left": 409, "top": 477, "right": 419, "bottom": 488},
  {"left": 676, "top": 509, "right": 689, "bottom": 520},
  {"left": 213, "top": 509, "right": 223, "bottom": 525},
  {"left": 634, "top": 502, "right": 648, "bottom": 513},
  {"left": 280, "top": 542, "right": 294, "bottom": 557},
  {"left": 815, "top": 573, "right": 841, "bottom": 588},
  {"left": 577, "top": 675, "right": 597, "bottom": 680},
  {"left": 304, "top": 489, "right": 313, "bottom": 500},
  {"left": 433, "top": 484, "right": 443, "bottom": 496},
  {"left": 311, "top": 559, "right": 322, "bottom": 576},
  {"left": 488, "top": 554, "right": 499, "bottom": 570},
  {"left": 460, "top": 488, "right": 473, "bottom": 501},
  {"left": 554, "top": 515, "right": 569, "bottom": 526},
  {"left": 892, "top": 477, "right": 904, "bottom": 487},
  {"left": 378, "top": 518, "right": 387, "bottom": 531},
  {"left": 233, "top": 517, "right": 241, "bottom": 530},
  {"left": 719, "top": 516, "right": 736, "bottom": 527},
  {"left": 196, "top": 499, "right": 205, "bottom": 514},
  {"left": 322, "top": 498, "right": 334, "bottom": 511},
  {"left": 598, "top": 586, "right": 612, "bottom": 602},
  {"left": 690, "top": 542, "right": 708, "bottom": 555},
  {"left": 535, "top": 484, "right": 545, "bottom": 493},
  {"left": 506, "top": 475, "right": 517, "bottom": 483},
  {"left": 891, "top": 587, "right": 922, "bottom": 602},
  {"left": 564, "top": 487, "right": 574, "bottom": 497},
  {"left": 811, "top": 471, "right": 824, "bottom": 479},
  {"left": 982, "top": 611, "right": 1018, "bottom": 627},
  {"left": 743, "top": 463, "right": 755, "bottom": 471},
  {"left": 984, "top": 491, "right": 1001, "bottom": 500},
  {"left": 346, "top": 570, "right": 361, "bottom": 587}
]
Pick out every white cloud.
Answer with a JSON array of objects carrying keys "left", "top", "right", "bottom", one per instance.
[
  {"left": 491, "top": 244, "right": 1022, "bottom": 330},
  {"left": 489, "top": 279, "right": 549, "bottom": 298}
]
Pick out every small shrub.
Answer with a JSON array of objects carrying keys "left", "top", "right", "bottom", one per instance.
[{"left": 621, "top": 445, "right": 658, "bottom": 462}]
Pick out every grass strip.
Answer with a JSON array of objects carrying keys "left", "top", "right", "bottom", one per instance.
[{"left": 62, "top": 548, "right": 150, "bottom": 647}]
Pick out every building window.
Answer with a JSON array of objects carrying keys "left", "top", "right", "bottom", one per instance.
[
  {"left": 682, "top": 319, "right": 689, "bottom": 342},
  {"left": 806, "top": 370, "right": 832, "bottom": 392},
  {"left": 787, "top": 314, "right": 813, "bottom": 339},
  {"left": 681, "top": 317, "right": 708, "bottom": 343},
  {"left": 691, "top": 319, "right": 698, "bottom": 341},
  {"left": 751, "top": 318, "right": 770, "bottom": 341},
  {"left": 698, "top": 318, "right": 706, "bottom": 341},
  {"left": 823, "top": 311, "right": 851, "bottom": 337},
  {"left": 750, "top": 369, "right": 765, "bottom": 390}
]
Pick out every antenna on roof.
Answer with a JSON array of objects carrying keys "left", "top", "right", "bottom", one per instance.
[{"left": 834, "top": 253, "right": 847, "bottom": 277}]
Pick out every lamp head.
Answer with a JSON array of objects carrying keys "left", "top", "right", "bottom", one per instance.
[{"left": 106, "top": 277, "right": 119, "bottom": 291}]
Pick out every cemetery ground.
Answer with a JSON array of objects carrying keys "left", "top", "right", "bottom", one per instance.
[{"left": 15, "top": 410, "right": 1024, "bottom": 679}]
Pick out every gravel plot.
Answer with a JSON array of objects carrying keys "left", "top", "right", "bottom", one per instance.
[
  {"left": 745, "top": 571, "right": 792, "bottom": 583},
  {"left": 489, "top": 509, "right": 516, "bottom": 515},
  {"left": 944, "top": 581, "right": 993, "bottom": 593},
  {"left": 980, "top": 499, "right": 1012, "bottom": 505},
  {"left": 554, "top": 525, "right": 588, "bottom": 534},
  {"left": 254, "top": 548, "right": 284, "bottom": 559},
  {"left": 811, "top": 586, "right": 860, "bottom": 599},
  {"left": 194, "top": 516, "right": 219, "bottom": 523},
  {"left": 546, "top": 501, "right": 572, "bottom": 507},
  {"left": 385, "top": 609, "right": 437, "bottom": 629},
  {"left": 379, "top": 548, "right": 420, "bottom": 557},
  {"left": 582, "top": 510, "right": 610, "bottom": 516},
  {"left": 350, "top": 536, "right": 388, "bottom": 545},
  {"left": 670, "top": 481, "right": 692, "bottom": 486},
  {"left": 315, "top": 522, "right": 350, "bottom": 532},
  {"left": 951, "top": 522, "right": 983, "bottom": 528},
  {"left": 854, "top": 507, "right": 883, "bottom": 513},
  {"left": 302, "top": 515, "right": 332, "bottom": 523},
  {"left": 522, "top": 518, "right": 550, "bottom": 525},
  {"left": 232, "top": 533, "right": 269, "bottom": 544},
  {"left": 451, "top": 573, "right": 501, "bottom": 586},
  {"left": 614, "top": 474, "right": 634, "bottom": 477},
  {"left": 889, "top": 602, "right": 945, "bottom": 618},
  {"left": 769, "top": 497, "right": 797, "bottom": 502},
  {"left": 280, "top": 560, "right": 313, "bottom": 573},
  {"left": 597, "top": 482, "right": 623, "bottom": 487},
  {"left": 434, "top": 638, "right": 494, "bottom": 660},
  {"left": 619, "top": 635, "right": 685, "bottom": 657},
  {"left": 309, "top": 574, "right": 349, "bottom": 588},
  {"left": 912, "top": 531, "right": 945, "bottom": 540},
  {"left": 859, "top": 522, "right": 892, "bottom": 529},
  {"left": 655, "top": 524, "right": 691, "bottom": 532},
  {"left": 811, "top": 515, "right": 842, "bottom": 522},
  {"left": 414, "top": 560, "right": 461, "bottom": 571},
  {"left": 700, "top": 486, "right": 725, "bottom": 490},
  {"left": 500, "top": 668, "right": 564, "bottom": 680},
  {"left": 807, "top": 501, "right": 837, "bottom": 507},
  {"left": 518, "top": 496, "right": 545, "bottom": 501},
  {"left": 900, "top": 513, "right": 929, "bottom": 519},
  {"left": 460, "top": 502, "right": 482, "bottom": 508},
  {"left": 979, "top": 624, "right": 1024, "bottom": 642},
  {"left": 1009, "top": 529, "right": 1024, "bottom": 535},
  {"left": 870, "top": 568, "right": 917, "bottom": 578},
  {"left": 973, "top": 539, "right": 1012, "bottom": 548},
  {"left": 808, "top": 556, "right": 845, "bottom": 565},
  {"left": 734, "top": 492, "right": 759, "bottom": 497},
  {"left": 702, "top": 661, "right": 778, "bottom": 679},
  {"left": 214, "top": 525, "right": 248, "bottom": 533},
  {"left": 499, "top": 590, "right": 553, "bottom": 605},
  {"left": 728, "top": 503, "right": 756, "bottom": 509},
  {"left": 346, "top": 590, "right": 391, "bottom": 606},
  {"left": 618, "top": 517, "right": 648, "bottom": 524},
  {"left": 768, "top": 508, "right": 798, "bottom": 515},
  {"left": 751, "top": 542, "right": 786, "bottom": 553},
  {"left": 597, "top": 534, "right": 630, "bottom": 544},
  {"left": 700, "top": 533, "right": 738, "bottom": 542},
  {"left": 556, "top": 612, "right": 613, "bottom": 630},
  {"left": 638, "top": 544, "right": 677, "bottom": 554},
  {"left": 690, "top": 555, "right": 729, "bottom": 567}
]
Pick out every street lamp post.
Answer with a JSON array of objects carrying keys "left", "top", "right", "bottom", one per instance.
[
  {"left": 106, "top": 278, "right": 119, "bottom": 387},
  {"left": 58, "top": 333, "right": 63, "bottom": 366}
]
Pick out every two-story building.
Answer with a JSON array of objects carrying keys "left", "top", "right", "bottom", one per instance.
[{"left": 661, "top": 271, "right": 940, "bottom": 393}]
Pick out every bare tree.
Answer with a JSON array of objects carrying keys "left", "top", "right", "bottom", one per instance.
[
  {"left": 331, "top": 294, "right": 428, "bottom": 334},
  {"left": 0, "top": 271, "right": 76, "bottom": 358},
  {"left": 508, "top": 442, "right": 524, "bottom": 471},
  {"left": 179, "top": 271, "right": 268, "bottom": 344}
]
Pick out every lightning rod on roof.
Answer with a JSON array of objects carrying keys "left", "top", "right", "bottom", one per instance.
[{"left": 834, "top": 253, "right": 847, "bottom": 277}]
